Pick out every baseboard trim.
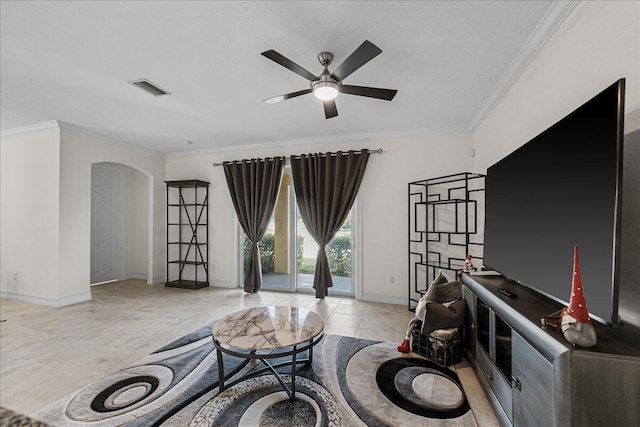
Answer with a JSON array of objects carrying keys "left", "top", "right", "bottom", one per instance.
[
  {"left": 125, "top": 273, "right": 147, "bottom": 281},
  {"left": 211, "top": 279, "right": 237, "bottom": 288},
  {"left": 0, "top": 290, "right": 92, "bottom": 307},
  {"left": 150, "top": 275, "right": 165, "bottom": 285},
  {"left": 360, "top": 292, "right": 405, "bottom": 305},
  {"left": 90, "top": 279, "right": 118, "bottom": 287}
]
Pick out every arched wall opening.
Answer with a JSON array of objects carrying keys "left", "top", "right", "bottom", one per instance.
[{"left": 90, "top": 161, "right": 154, "bottom": 285}]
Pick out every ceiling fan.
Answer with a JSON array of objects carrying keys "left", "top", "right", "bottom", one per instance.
[{"left": 261, "top": 40, "right": 397, "bottom": 119}]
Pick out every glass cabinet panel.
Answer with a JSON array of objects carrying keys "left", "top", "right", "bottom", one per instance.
[
  {"left": 477, "top": 300, "right": 491, "bottom": 355},
  {"left": 495, "top": 313, "right": 513, "bottom": 381}
]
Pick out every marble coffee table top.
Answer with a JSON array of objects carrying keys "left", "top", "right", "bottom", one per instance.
[{"left": 212, "top": 306, "right": 324, "bottom": 351}]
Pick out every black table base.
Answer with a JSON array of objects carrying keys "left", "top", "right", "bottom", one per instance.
[{"left": 213, "top": 332, "right": 324, "bottom": 401}]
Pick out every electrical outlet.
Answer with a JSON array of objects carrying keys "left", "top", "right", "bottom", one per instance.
[{"left": 389, "top": 275, "right": 395, "bottom": 284}]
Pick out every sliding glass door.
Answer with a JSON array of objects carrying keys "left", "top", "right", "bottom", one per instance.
[
  {"left": 240, "top": 169, "right": 355, "bottom": 296},
  {"left": 241, "top": 171, "right": 295, "bottom": 291},
  {"left": 296, "top": 209, "right": 353, "bottom": 294}
]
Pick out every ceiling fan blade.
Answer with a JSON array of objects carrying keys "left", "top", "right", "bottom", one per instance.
[
  {"left": 331, "top": 40, "right": 382, "bottom": 82},
  {"left": 341, "top": 85, "right": 397, "bottom": 101},
  {"left": 323, "top": 99, "right": 338, "bottom": 119},
  {"left": 263, "top": 89, "right": 312, "bottom": 104},
  {"left": 261, "top": 50, "right": 317, "bottom": 81}
]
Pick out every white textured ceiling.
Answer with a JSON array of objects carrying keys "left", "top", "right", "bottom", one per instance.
[{"left": 1, "top": 1, "right": 558, "bottom": 153}]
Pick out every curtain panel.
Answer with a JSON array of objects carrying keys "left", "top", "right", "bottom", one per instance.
[
  {"left": 290, "top": 149, "right": 369, "bottom": 298},
  {"left": 223, "top": 157, "right": 284, "bottom": 293}
]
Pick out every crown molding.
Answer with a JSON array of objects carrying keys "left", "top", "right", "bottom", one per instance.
[
  {"left": 0, "top": 120, "right": 60, "bottom": 138},
  {"left": 56, "top": 121, "right": 165, "bottom": 156},
  {"left": 468, "top": 0, "right": 579, "bottom": 130},
  {"left": 0, "top": 120, "right": 164, "bottom": 157},
  {"left": 165, "top": 126, "right": 469, "bottom": 157}
]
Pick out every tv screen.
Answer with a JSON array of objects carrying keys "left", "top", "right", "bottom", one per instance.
[{"left": 484, "top": 79, "right": 625, "bottom": 325}]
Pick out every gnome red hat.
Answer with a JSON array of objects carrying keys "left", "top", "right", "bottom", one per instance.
[{"left": 566, "top": 245, "right": 591, "bottom": 323}]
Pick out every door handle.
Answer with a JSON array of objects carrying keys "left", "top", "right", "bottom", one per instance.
[{"left": 512, "top": 376, "right": 522, "bottom": 391}]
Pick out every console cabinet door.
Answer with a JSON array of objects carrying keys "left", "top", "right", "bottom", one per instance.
[
  {"left": 462, "top": 286, "right": 476, "bottom": 359},
  {"left": 512, "top": 331, "right": 555, "bottom": 427}
]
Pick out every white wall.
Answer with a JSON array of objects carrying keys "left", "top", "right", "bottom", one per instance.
[
  {"left": 1, "top": 125, "right": 62, "bottom": 303},
  {"left": 0, "top": 121, "right": 165, "bottom": 306},
  {"left": 619, "top": 121, "right": 640, "bottom": 327},
  {"left": 472, "top": 1, "right": 640, "bottom": 326},
  {"left": 59, "top": 123, "right": 166, "bottom": 300},
  {"left": 473, "top": 0, "right": 639, "bottom": 172},
  {"left": 166, "top": 133, "right": 473, "bottom": 303}
]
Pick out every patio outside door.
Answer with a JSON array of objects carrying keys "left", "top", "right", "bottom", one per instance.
[{"left": 240, "top": 169, "right": 355, "bottom": 296}]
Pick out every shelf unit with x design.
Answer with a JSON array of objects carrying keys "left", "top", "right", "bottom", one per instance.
[{"left": 165, "top": 180, "right": 209, "bottom": 289}]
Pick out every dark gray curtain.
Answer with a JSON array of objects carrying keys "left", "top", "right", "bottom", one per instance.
[
  {"left": 290, "top": 149, "right": 369, "bottom": 298},
  {"left": 223, "top": 158, "right": 284, "bottom": 293}
]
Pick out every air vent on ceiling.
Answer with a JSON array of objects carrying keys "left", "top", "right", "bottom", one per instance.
[{"left": 129, "top": 78, "right": 171, "bottom": 96}]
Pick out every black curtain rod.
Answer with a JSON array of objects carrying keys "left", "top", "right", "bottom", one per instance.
[{"left": 212, "top": 148, "right": 383, "bottom": 167}]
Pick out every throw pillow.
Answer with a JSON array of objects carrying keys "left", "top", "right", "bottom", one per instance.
[
  {"left": 433, "top": 281, "right": 462, "bottom": 304},
  {"left": 422, "top": 300, "right": 466, "bottom": 334},
  {"left": 424, "top": 271, "right": 449, "bottom": 303}
]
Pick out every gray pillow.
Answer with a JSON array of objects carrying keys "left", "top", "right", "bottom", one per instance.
[
  {"left": 432, "top": 281, "right": 462, "bottom": 304},
  {"left": 424, "top": 272, "right": 449, "bottom": 302},
  {"left": 422, "top": 300, "right": 466, "bottom": 334}
]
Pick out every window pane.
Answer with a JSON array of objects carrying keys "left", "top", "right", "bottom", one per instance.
[{"left": 296, "top": 209, "right": 352, "bottom": 293}]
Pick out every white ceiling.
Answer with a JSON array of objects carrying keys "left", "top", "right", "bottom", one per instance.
[{"left": 1, "top": 1, "right": 560, "bottom": 153}]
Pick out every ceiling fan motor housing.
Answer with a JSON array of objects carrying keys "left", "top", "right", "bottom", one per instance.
[
  {"left": 312, "top": 53, "right": 340, "bottom": 98},
  {"left": 317, "top": 51, "right": 334, "bottom": 67}
]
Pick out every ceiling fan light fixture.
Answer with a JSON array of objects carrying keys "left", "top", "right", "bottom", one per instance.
[
  {"left": 312, "top": 80, "right": 339, "bottom": 101},
  {"left": 262, "top": 41, "right": 396, "bottom": 118}
]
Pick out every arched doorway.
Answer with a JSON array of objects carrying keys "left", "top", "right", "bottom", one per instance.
[{"left": 90, "top": 162, "right": 153, "bottom": 285}]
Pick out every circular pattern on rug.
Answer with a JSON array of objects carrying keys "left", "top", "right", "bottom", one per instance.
[
  {"left": 255, "top": 394, "right": 319, "bottom": 427},
  {"left": 393, "top": 367, "right": 465, "bottom": 410},
  {"left": 65, "top": 364, "right": 173, "bottom": 422},
  {"left": 190, "top": 375, "right": 340, "bottom": 427},
  {"left": 344, "top": 342, "right": 474, "bottom": 425},
  {"left": 376, "top": 358, "right": 470, "bottom": 419},
  {"left": 412, "top": 372, "right": 464, "bottom": 409},
  {"left": 91, "top": 375, "right": 160, "bottom": 412}
]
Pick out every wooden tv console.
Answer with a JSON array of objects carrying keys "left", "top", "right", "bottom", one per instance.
[{"left": 462, "top": 273, "right": 640, "bottom": 427}]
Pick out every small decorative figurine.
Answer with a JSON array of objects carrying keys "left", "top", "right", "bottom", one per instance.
[
  {"left": 560, "top": 245, "right": 597, "bottom": 348},
  {"left": 463, "top": 254, "right": 474, "bottom": 272},
  {"left": 457, "top": 254, "right": 475, "bottom": 282},
  {"left": 398, "top": 271, "right": 446, "bottom": 353},
  {"left": 398, "top": 291, "right": 430, "bottom": 353},
  {"left": 398, "top": 317, "right": 420, "bottom": 353}
]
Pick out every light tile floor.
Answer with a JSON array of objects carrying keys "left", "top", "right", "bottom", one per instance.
[{"left": 0, "top": 279, "right": 499, "bottom": 425}]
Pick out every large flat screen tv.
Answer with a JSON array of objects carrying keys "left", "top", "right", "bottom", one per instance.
[{"left": 484, "top": 79, "right": 625, "bottom": 325}]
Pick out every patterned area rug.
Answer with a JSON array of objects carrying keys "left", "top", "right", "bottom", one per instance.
[{"left": 35, "top": 322, "right": 477, "bottom": 426}]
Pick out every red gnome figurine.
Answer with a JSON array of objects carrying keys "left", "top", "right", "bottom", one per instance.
[
  {"left": 463, "top": 254, "right": 474, "bottom": 272},
  {"left": 560, "top": 245, "right": 597, "bottom": 348}
]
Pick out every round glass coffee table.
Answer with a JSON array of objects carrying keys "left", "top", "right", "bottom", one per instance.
[{"left": 212, "top": 306, "right": 324, "bottom": 401}]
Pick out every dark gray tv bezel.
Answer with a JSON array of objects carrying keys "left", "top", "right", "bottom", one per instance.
[{"left": 610, "top": 78, "right": 625, "bottom": 326}]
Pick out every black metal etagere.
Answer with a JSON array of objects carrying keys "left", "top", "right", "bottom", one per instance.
[
  {"left": 165, "top": 180, "right": 209, "bottom": 289},
  {"left": 408, "top": 172, "right": 485, "bottom": 310}
]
